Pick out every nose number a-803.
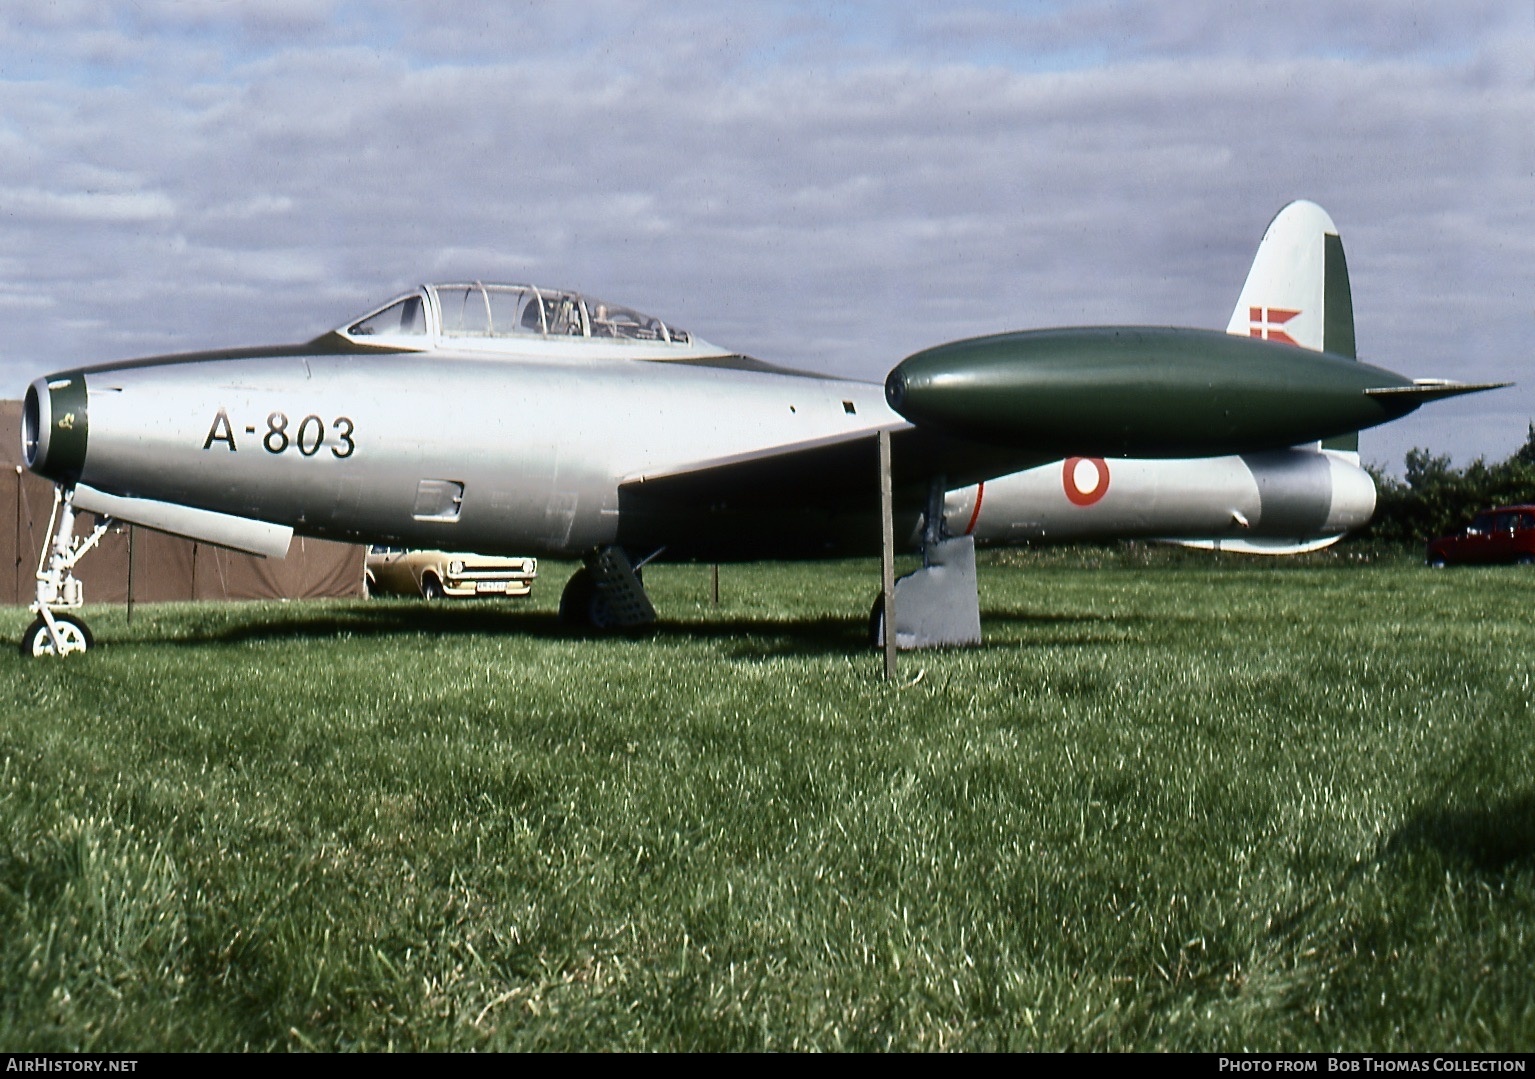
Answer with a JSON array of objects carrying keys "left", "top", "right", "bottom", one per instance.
[{"left": 203, "top": 408, "right": 356, "bottom": 459}]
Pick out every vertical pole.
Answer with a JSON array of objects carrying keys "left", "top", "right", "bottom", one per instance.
[
  {"left": 710, "top": 563, "right": 719, "bottom": 607},
  {"left": 126, "top": 524, "right": 135, "bottom": 624},
  {"left": 13, "top": 466, "right": 22, "bottom": 606},
  {"left": 879, "top": 429, "right": 897, "bottom": 681}
]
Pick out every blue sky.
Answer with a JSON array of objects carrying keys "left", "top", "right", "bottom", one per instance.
[{"left": 1, "top": 1, "right": 1530, "bottom": 471}]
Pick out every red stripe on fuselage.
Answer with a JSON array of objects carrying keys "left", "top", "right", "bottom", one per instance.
[{"left": 964, "top": 481, "right": 986, "bottom": 535}]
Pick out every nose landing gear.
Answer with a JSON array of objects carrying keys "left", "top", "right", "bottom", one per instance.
[{"left": 20, "top": 485, "right": 111, "bottom": 657}]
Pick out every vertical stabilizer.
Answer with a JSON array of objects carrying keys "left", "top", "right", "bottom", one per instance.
[
  {"left": 1322, "top": 231, "right": 1355, "bottom": 360},
  {"left": 1226, "top": 199, "right": 1359, "bottom": 451}
]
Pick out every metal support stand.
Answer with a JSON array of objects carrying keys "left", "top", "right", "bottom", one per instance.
[{"left": 874, "top": 468, "right": 983, "bottom": 652}]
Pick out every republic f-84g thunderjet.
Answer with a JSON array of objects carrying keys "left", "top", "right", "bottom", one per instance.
[{"left": 18, "top": 201, "right": 1498, "bottom": 655}]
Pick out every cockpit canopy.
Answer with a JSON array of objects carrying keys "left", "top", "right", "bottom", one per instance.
[{"left": 341, "top": 283, "right": 694, "bottom": 349}]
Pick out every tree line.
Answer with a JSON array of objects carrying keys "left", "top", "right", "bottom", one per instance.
[{"left": 1354, "top": 425, "right": 1535, "bottom": 547}]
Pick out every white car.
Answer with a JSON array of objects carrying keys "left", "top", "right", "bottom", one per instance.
[{"left": 364, "top": 546, "right": 537, "bottom": 600}]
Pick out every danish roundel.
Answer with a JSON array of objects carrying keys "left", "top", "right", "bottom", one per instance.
[{"left": 1062, "top": 457, "right": 1110, "bottom": 507}]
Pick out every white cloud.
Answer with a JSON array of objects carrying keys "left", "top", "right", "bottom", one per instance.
[
  {"left": 0, "top": 186, "right": 176, "bottom": 222},
  {"left": 202, "top": 195, "right": 296, "bottom": 221}
]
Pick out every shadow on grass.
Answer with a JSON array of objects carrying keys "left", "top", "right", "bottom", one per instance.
[
  {"left": 1263, "top": 791, "right": 1535, "bottom": 948},
  {"left": 984, "top": 605, "right": 1202, "bottom": 628},
  {"left": 106, "top": 604, "right": 878, "bottom": 658},
  {"left": 1385, "top": 791, "right": 1535, "bottom": 874},
  {"left": 981, "top": 606, "right": 1179, "bottom": 650},
  {"left": 88, "top": 600, "right": 1158, "bottom": 661}
]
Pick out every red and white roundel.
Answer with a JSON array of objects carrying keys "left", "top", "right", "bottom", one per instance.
[{"left": 1062, "top": 457, "right": 1110, "bottom": 506}]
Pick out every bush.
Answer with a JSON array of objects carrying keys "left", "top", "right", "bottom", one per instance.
[{"left": 1353, "top": 424, "right": 1535, "bottom": 549}]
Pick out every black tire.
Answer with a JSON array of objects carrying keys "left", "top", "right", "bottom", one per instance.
[
  {"left": 1518, "top": 555, "right": 1535, "bottom": 566},
  {"left": 558, "top": 569, "right": 616, "bottom": 630},
  {"left": 559, "top": 569, "right": 594, "bottom": 627},
  {"left": 19, "top": 614, "right": 92, "bottom": 657},
  {"left": 362, "top": 573, "right": 375, "bottom": 599},
  {"left": 1427, "top": 555, "right": 1448, "bottom": 568},
  {"left": 869, "top": 594, "right": 885, "bottom": 649},
  {"left": 421, "top": 574, "right": 445, "bottom": 601}
]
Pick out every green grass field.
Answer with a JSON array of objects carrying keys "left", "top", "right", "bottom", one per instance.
[{"left": 1, "top": 552, "right": 1532, "bottom": 1051}]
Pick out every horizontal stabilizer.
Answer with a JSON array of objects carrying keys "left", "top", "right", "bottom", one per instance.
[
  {"left": 72, "top": 483, "right": 293, "bottom": 558},
  {"left": 1363, "top": 379, "right": 1511, "bottom": 403}
]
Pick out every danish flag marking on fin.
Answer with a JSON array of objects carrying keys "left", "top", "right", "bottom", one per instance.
[{"left": 1248, "top": 306, "right": 1301, "bottom": 347}]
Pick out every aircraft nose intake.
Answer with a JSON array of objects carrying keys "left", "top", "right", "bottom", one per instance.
[{"left": 22, "top": 373, "right": 89, "bottom": 483}]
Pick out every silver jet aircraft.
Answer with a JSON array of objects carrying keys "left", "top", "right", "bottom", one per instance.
[{"left": 17, "top": 201, "right": 1493, "bottom": 654}]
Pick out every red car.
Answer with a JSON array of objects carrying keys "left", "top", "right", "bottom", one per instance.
[{"left": 1426, "top": 506, "right": 1535, "bottom": 566}]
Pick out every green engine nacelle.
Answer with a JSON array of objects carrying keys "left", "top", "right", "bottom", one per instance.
[{"left": 885, "top": 326, "right": 1443, "bottom": 458}]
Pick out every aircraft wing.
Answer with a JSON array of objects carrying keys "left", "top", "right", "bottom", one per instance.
[{"left": 619, "top": 425, "right": 1051, "bottom": 508}]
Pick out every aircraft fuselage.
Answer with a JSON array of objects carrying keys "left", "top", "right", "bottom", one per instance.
[{"left": 28, "top": 350, "right": 899, "bottom": 560}]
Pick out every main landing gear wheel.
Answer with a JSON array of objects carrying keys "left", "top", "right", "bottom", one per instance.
[
  {"left": 20, "top": 614, "right": 93, "bottom": 657},
  {"left": 559, "top": 568, "right": 616, "bottom": 630}
]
